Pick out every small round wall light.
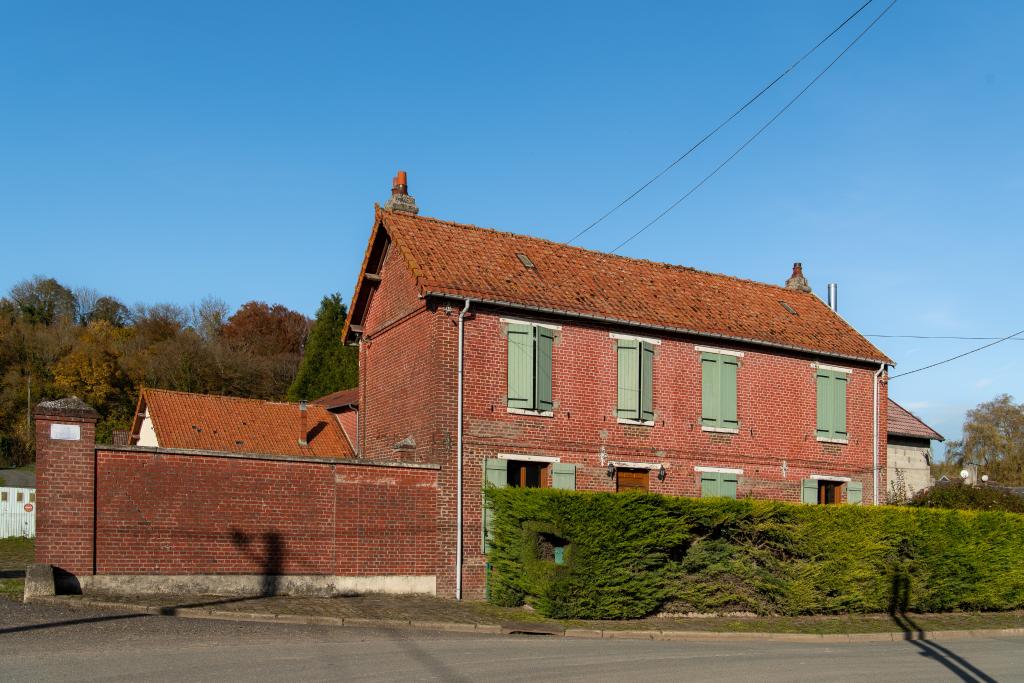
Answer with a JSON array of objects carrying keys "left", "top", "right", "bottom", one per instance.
[
  {"left": 657, "top": 465, "right": 667, "bottom": 482},
  {"left": 982, "top": 474, "right": 989, "bottom": 483},
  {"left": 606, "top": 463, "right": 616, "bottom": 478}
]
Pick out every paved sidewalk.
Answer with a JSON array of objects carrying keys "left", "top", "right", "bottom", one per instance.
[{"left": 29, "top": 592, "right": 1024, "bottom": 643}]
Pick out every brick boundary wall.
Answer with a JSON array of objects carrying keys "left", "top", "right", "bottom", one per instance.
[{"left": 33, "top": 402, "right": 440, "bottom": 596}]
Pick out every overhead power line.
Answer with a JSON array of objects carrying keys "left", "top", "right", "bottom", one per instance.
[
  {"left": 561, "top": 0, "right": 877, "bottom": 248},
  {"left": 867, "top": 334, "right": 1024, "bottom": 342},
  {"left": 889, "top": 328, "right": 1024, "bottom": 379},
  {"left": 607, "top": 0, "right": 899, "bottom": 256}
]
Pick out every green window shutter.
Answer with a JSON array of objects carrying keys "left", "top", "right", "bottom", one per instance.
[
  {"left": 483, "top": 458, "right": 508, "bottom": 552},
  {"left": 507, "top": 323, "right": 535, "bottom": 410},
  {"left": 833, "top": 373, "right": 847, "bottom": 438},
  {"left": 801, "top": 478, "right": 818, "bottom": 504},
  {"left": 815, "top": 371, "right": 832, "bottom": 438},
  {"left": 700, "top": 472, "right": 721, "bottom": 498},
  {"left": 720, "top": 356, "right": 738, "bottom": 429},
  {"left": 617, "top": 339, "right": 640, "bottom": 419},
  {"left": 720, "top": 472, "right": 738, "bottom": 499},
  {"left": 535, "top": 327, "right": 554, "bottom": 412},
  {"left": 701, "top": 354, "right": 721, "bottom": 426},
  {"left": 485, "top": 458, "right": 508, "bottom": 487},
  {"left": 847, "top": 480, "right": 863, "bottom": 505},
  {"left": 641, "top": 341, "right": 655, "bottom": 422},
  {"left": 551, "top": 462, "right": 576, "bottom": 490}
]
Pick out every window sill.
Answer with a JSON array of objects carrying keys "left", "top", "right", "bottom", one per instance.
[
  {"left": 617, "top": 417, "right": 654, "bottom": 426},
  {"left": 701, "top": 426, "right": 739, "bottom": 434},
  {"left": 816, "top": 436, "right": 849, "bottom": 445},
  {"left": 507, "top": 407, "right": 554, "bottom": 418}
]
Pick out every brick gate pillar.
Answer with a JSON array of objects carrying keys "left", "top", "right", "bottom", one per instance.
[{"left": 33, "top": 397, "right": 99, "bottom": 577}]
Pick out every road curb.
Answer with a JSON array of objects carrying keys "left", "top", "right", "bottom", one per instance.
[{"left": 24, "top": 596, "right": 1024, "bottom": 642}]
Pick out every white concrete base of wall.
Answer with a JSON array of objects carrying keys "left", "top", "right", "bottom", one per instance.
[{"left": 79, "top": 574, "right": 437, "bottom": 597}]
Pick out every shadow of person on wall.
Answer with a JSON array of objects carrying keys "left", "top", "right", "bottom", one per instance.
[
  {"left": 230, "top": 529, "right": 284, "bottom": 596},
  {"left": 888, "top": 569, "right": 996, "bottom": 683}
]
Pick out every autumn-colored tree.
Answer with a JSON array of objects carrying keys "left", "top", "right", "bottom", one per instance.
[
  {"left": 287, "top": 294, "right": 357, "bottom": 401},
  {"left": 943, "top": 394, "right": 1024, "bottom": 485},
  {"left": 221, "top": 301, "right": 309, "bottom": 356},
  {"left": 0, "top": 276, "right": 317, "bottom": 465}
]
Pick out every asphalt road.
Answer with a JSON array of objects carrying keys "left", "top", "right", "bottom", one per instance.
[{"left": 1, "top": 600, "right": 1019, "bottom": 682}]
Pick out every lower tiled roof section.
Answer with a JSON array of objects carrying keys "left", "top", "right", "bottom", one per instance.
[
  {"left": 139, "top": 388, "right": 354, "bottom": 458},
  {"left": 313, "top": 387, "right": 359, "bottom": 410},
  {"left": 887, "top": 398, "right": 944, "bottom": 442}
]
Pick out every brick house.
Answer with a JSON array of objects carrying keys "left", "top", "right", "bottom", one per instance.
[{"left": 343, "top": 173, "right": 893, "bottom": 599}]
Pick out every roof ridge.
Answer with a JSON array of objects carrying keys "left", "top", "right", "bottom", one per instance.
[
  {"left": 382, "top": 209, "right": 817, "bottom": 297},
  {"left": 142, "top": 387, "right": 315, "bottom": 409}
]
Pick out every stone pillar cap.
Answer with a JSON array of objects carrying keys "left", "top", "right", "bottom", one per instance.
[{"left": 34, "top": 396, "right": 99, "bottom": 419}]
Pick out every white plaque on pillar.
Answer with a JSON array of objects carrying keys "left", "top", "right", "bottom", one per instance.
[{"left": 50, "top": 423, "right": 81, "bottom": 441}]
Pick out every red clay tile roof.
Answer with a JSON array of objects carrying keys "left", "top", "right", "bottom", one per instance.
[
  {"left": 313, "top": 387, "right": 359, "bottom": 410},
  {"left": 346, "top": 207, "right": 891, "bottom": 364},
  {"left": 887, "top": 399, "right": 944, "bottom": 442},
  {"left": 134, "top": 388, "right": 354, "bottom": 458}
]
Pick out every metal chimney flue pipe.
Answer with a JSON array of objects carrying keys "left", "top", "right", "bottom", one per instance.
[{"left": 827, "top": 283, "right": 838, "bottom": 312}]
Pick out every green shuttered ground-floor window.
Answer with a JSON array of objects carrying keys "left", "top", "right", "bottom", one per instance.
[
  {"left": 801, "top": 478, "right": 862, "bottom": 505},
  {"left": 482, "top": 458, "right": 575, "bottom": 552},
  {"left": 700, "top": 471, "right": 738, "bottom": 499}
]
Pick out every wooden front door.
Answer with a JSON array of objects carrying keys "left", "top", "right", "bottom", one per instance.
[{"left": 616, "top": 468, "right": 649, "bottom": 492}]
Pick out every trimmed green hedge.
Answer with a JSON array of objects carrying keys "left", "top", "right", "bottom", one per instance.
[
  {"left": 909, "top": 482, "right": 1024, "bottom": 513},
  {"left": 485, "top": 488, "right": 1024, "bottom": 619}
]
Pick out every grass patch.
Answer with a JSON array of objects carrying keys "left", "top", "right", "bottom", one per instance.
[
  {"left": 0, "top": 536, "right": 34, "bottom": 573},
  {"left": 464, "top": 604, "right": 1024, "bottom": 634},
  {"left": 0, "top": 578, "right": 23, "bottom": 601}
]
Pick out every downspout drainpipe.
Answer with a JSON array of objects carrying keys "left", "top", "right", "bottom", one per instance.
[
  {"left": 873, "top": 363, "right": 885, "bottom": 505},
  {"left": 455, "top": 299, "right": 471, "bottom": 600}
]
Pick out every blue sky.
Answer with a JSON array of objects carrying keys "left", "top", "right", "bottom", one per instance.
[{"left": 2, "top": 1, "right": 1021, "bottom": 456}]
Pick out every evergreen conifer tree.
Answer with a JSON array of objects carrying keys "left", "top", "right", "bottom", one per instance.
[{"left": 287, "top": 294, "right": 357, "bottom": 401}]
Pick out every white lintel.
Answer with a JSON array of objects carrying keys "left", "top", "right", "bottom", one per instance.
[
  {"left": 694, "top": 466, "right": 744, "bottom": 475},
  {"left": 809, "top": 474, "right": 852, "bottom": 482},
  {"left": 500, "top": 317, "right": 561, "bottom": 331},
  {"left": 610, "top": 332, "right": 661, "bottom": 345},
  {"left": 811, "top": 362, "right": 853, "bottom": 374},
  {"left": 695, "top": 345, "right": 744, "bottom": 357},
  {"left": 608, "top": 460, "right": 662, "bottom": 470},
  {"left": 497, "top": 453, "right": 561, "bottom": 464}
]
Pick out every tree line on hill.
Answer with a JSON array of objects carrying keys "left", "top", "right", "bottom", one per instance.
[{"left": 0, "top": 276, "right": 356, "bottom": 466}]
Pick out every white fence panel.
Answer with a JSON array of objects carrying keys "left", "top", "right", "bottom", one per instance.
[{"left": 0, "top": 486, "right": 35, "bottom": 538}]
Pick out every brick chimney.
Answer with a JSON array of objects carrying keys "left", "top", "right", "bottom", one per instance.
[
  {"left": 298, "top": 400, "right": 308, "bottom": 447},
  {"left": 33, "top": 397, "right": 99, "bottom": 577},
  {"left": 382, "top": 170, "right": 419, "bottom": 215},
  {"left": 785, "top": 262, "right": 812, "bottom": 293}
]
